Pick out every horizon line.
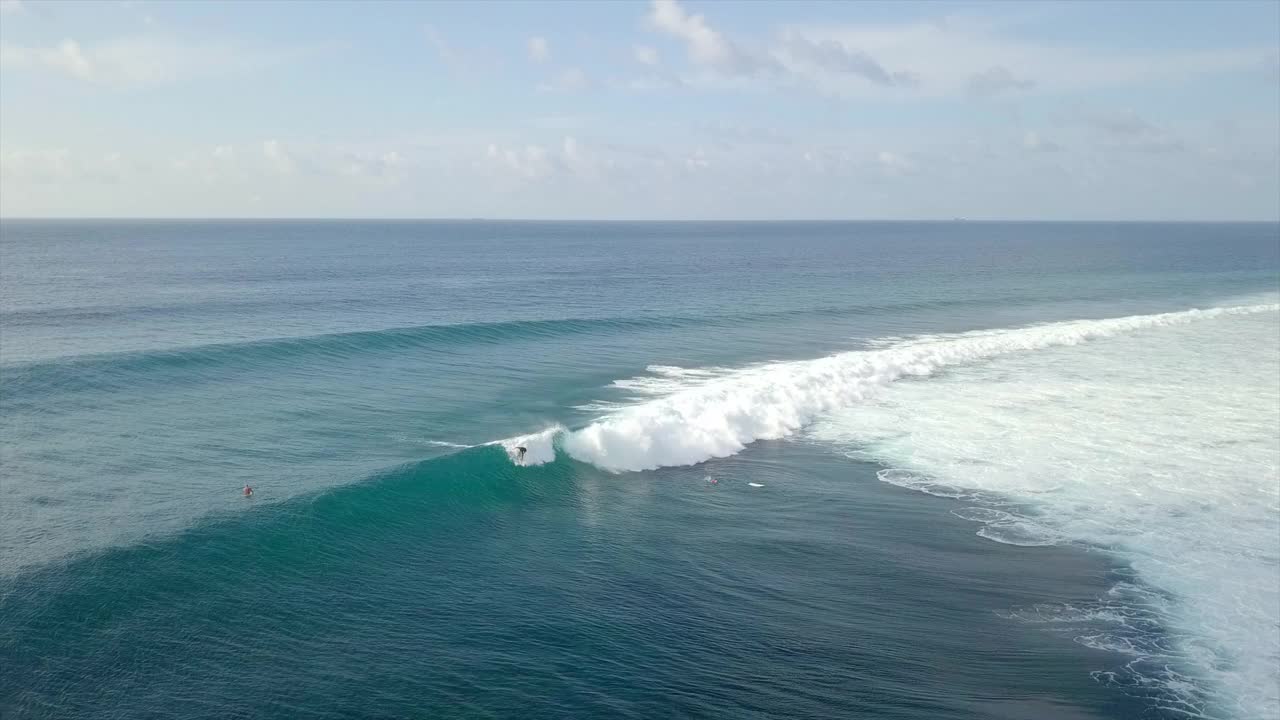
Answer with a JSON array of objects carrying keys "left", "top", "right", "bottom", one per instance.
[{"left": 3, "top": 217, "right": 1278, "bottom": 224}]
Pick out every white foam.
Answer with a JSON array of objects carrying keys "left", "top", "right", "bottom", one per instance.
[
  {"left": 610, "top": 364, "right": 734, "bottom": 397},
  {"left": 559, "top": 302, "right": 1276, "bottom": 473},
  {"left": 812, "top": 305, "right": 1280, "bottom": 719},
  {"left": 392, "top": 435, "right": 473, "bottom": 449},
  {"left": 646, "top": 364, "right": 725, "bottom": 378}
]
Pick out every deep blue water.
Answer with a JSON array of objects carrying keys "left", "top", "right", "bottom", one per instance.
[{"left": 1, "top": 220, "right": 1277, "bottom": 719}]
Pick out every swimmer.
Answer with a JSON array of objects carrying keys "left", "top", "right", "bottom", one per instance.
[{"left": 516, "top": 446, "right": 527, "bottom": 465}]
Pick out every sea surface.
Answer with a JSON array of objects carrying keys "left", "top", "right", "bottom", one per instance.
[{"left": 1, "top": 220, "right": 1277, "bottom": 720}]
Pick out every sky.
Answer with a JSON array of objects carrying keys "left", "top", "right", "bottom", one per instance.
[{"left": 0, "top": 0, "right": 1277, "bottom": 220}]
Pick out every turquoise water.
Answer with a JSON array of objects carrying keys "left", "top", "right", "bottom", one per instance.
[{"left": 1, "top": 221, "right": 1277, "bottom": 719}]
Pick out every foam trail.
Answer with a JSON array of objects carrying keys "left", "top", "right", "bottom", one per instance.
[
  {"left": 814, "top": 305, "right": 1280, "bottom": 719},
  {"left": 554, "top": 303, "right": 1277, "bottom": 472},
  {"left": 611, "top": 364, "right": 733, "bottom": 396},
  {"left": 424, "top": 440, "right": 472, "bottom": 449}
]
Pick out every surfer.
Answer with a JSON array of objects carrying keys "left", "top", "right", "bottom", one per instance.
[
  {"left": 516, "top": 446, "right": 527, "bottom": 465},
  {"left": 243, "top": 484, "right": 253, "bottom": 497}
]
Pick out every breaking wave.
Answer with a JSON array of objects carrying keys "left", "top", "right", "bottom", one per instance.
[
  {"left": 499, "top": 303, "right": 1277, "bottom": 474},
  {"left": 483, "top": 300, "right": 1279, "bottom": 719}
]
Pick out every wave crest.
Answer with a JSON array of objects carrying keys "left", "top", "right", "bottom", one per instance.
[{"left": 496, "top": 303, "right": 1278, "bottom": 473}]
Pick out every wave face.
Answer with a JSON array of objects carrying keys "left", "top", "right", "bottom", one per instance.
[
  {"left": 812, "top": 305, "right": 1280, "bottom": 719},
  {"left": 0, "top": 316, "right": 684, "bottom": 402},
  {"left": 530, "top": 303, "right": 1279, "bottom": 474}
]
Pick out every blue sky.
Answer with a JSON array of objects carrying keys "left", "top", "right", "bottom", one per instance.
[{"left": 1, "top": 0, "right": 1277, "bottom": 219}]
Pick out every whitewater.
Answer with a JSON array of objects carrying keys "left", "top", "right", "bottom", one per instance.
[
  {"left": 501, "top": 302, "right": 1277, "bottom": 473},
  {"left": 497, "top": 300, "right": 1280, "bottom": 719}
]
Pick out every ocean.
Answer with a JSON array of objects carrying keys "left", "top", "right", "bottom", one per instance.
[{"left": 0, "top": 220, "right": 1276, "bottom": 720}]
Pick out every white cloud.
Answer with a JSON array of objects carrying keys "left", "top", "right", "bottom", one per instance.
[
  {"left": 781, "top": 19, "right": 1270, "bottom": 98},
  {"left": 0, "top": 147, "right": 134, "bottom": 185},
  {"left": 876, "top": 150, "right": 915, "bottom": 176},
  {"left": 1, "top": 1, "right": 1274, "bottom": 220},
  {"left": 172, "top": 140, "right": 415, "bottom": 187},
  {"left": 561, "top": 136, "right": 598, "bottom": 179},
  {"left": 485, "top": 143, "right": 556, "bottom": 180},
  {"left": 0, "top": 36, "right": 297, "bottom": 87},
  {"left": 1, "top": 40, "right": 93, "bottom": 81},
  {"left": 643, "top": 0, "right": 916, "bottom": 91},
  {"left": 5, "top": 123, "right": 1276, "bottom": 219},
  {"left": 170, "top": 144, "right": 248, "bottom": 184},
  {"left": 479, "top": 136, "right": 649, "bottom": 185},
  {"left": 774, "top": 32, "right": 916, "bottom": 88},
  {"left": 337, "top": 149, "right": 407, "bottom": 184},
  {"left": 0, "top": 0, "right": 25, "bottom": 15},
  {"left": 636, "top": 1, "right": 1274, "bottom": 99},
  {"left": 800, "top": 146, "right": 859, "bottom": 175},
  {"left": 648, "top": 0, "right": 724, "bottom": 65},
  {"left": 0, "top": 148, "right": 73, "bottom": 181},
  {"left": 647, "top": 0, "right": 768, "bottom": 75},
  {"left": 527, "top": 36, "right": 550, "bottom": 63},
  {"left": 262, "top": 140, "right": 294, "bottom": 174},
  {"left": 633, "top": 44, "right": 660, "bottom": 66}
]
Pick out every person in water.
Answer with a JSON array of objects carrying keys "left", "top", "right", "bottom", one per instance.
[
  {"left": 516, "top": 446, "right": 527, "bottom": 464},
  {"left": 243, "top": 484, "right": 253, "bottom": 497}
]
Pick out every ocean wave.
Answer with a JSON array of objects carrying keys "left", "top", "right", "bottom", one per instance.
[
  {"left": 1, "top": 287, "right": 1169, "bottom": 397},
  {"left": 0, "top": 316, "right": 690, "bottom": 401},
  {"left": 496, "top": 303, "right": 1278, "bottom": 473},
  {"left": 0, "top": 437, "right": 567, "bottom": 579},
  {"left": 470, "top": 302, "right": 1278, "bottom": 720},
  {"left": 488, "top": 425, "right": 564, "bottom": 467}
]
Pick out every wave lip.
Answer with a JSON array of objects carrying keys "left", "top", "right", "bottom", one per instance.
[
  {"left": 519, "top": 303, "right": 1278, "bottom": 473},
  {"left": 489, "top": 426, "right": 563, "bottom": 466}
]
